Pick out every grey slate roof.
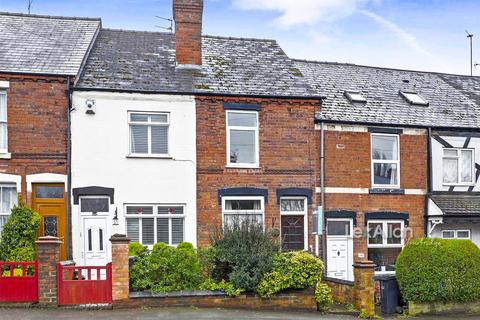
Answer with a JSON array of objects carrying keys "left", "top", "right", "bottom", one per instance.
[
  {"left": 0, "top": 12, "right": 100, "bottom": 75},
  {"left": 294, "top": 60, "right": 480, "bottom": 128},
  {"left": 76, "top": 29, "right": 319, "bottom": 97},
  {"left": 431, "top": 195, "right": 480, "bottom": 216}
]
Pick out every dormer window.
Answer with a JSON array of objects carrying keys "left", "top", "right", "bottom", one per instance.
[
  {"left": 399, "top": 91, "right": 429, "bottom": 106},
  {"left": 344, "top": 90, "right": 366, "bottom": 103}
]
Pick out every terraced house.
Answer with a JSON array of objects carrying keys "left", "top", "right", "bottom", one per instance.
[
  {"left": 295, "top": 60, "right": 480, "bottom": 280},
  {"left": 0, "top": 13, "right": 100, "bottom": 260}
]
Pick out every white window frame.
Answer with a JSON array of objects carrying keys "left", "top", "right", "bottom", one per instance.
[
  {"left": 226, "top": 110, "right": 259, "bottom": 168},
  {"left": 326, "top": 218, "right": 353, "bottom": 239},
  {"left": 124, "top": 204, "right": 185, "bottom": 247},
  {"left": 280, "top": 196, "right": 308, "bottom": 251},
  {"left": 442, "top": 229, "right": 471, "bottom": 239},
  {"left": 0, "top": 183, "right": 18, "bottom": 235},
  {"left": 0, "top": 91, "right": 8, "bottom": 155},
  {"left": 371, "top": 133, "right": 401, "bottom": 189},
  {"left": 367, "top": 219, "right": 405, "bottom": 274},
  {"left": 442, "top": 148, "right": 475, "bottom": 186},
  {"left": 221, "top": 196, "right": 265, "bottom": 227},
  {"left": 128, "top": 111, "right": 170, "bottom": 157}
]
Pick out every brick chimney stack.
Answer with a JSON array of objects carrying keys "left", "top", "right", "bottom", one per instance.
[{"left": 173, "top": 0, "right": 203, "bottom": 66}]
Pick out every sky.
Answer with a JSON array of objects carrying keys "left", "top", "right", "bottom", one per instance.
[{"left": 1, "top": 0, "right": 480, "bottom": 76}]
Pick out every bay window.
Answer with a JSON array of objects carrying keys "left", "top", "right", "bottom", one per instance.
[
  {"left": 371, "top": 134, "right": 400, "bottom": 188},
  {"left": 442, "top": 148, "right": 474, "bottom": 185},
  {"left": 125, "top": 204, "right": 184, "bottom": 246},
  {"left": 367, "top": 220, "right": 404, "bottom": 273},
  {"left": 129, "top": 112, "right": 169, "bottom": 156},
  {"left": 0, "top": 184, "right": 17, "bottom": 235},
  {"left": 226, "top": 111, "right": 259, "bottom": 167},
  {"left": 222, "top": 196, "right": 264, "bottom": 227}
]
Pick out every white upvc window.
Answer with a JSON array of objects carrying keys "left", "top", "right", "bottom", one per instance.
[
  {"left": 222, "top": 196, "right": 264, "bottom": 227},
  {"left": 280, "top": 197, "right": 308, "bottom": 251},
  {"left": 128, "top": 112, "right": 169, "bottom": 157},
  {"left": 442, "top": 229, "right": 471, "bottom": 239},
  {"left": 442, "top": 148, "right": 475, "bottom": 185},
  {"left": 367, "top": 220, "right": 404, "bottom": 274},
  {"left": 125, "top": 204, "right": 185, "bottom": 246},
  {"left": 371, "top": 134, "right": 400, "bottom": 188},
  {"left": 226, "top": 110, "right": 259, "bottom": 168},
  {"left": 0, "top": 92, "right": 8, "bottom": 154},
  {"left": 0, "top": 184, "right": 17, "bottom": 235}
]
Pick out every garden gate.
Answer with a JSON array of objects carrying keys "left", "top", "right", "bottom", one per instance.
[
  {"left": 0, "top": 261, "right": 38, "bottom": 302},
  {"left": 57, "top": 263, "right": 112, "bottom": 305}
]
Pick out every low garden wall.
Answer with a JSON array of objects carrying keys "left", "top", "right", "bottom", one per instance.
[
  {"left": 408, "top": 301, "right": 480, "bottom": 316},
  {"left": 118, "top": 289, "right": 317, "bottom": 311},
  {"left": 323, "top": 277, "right": 355, "bottom": 306}
]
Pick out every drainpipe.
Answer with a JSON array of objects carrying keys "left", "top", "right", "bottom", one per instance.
[
  {"left": 425, "top": 127, "right": 433, "bottom": 237},
  {"left": 320, "top": 121, "right": 327, "bottom": 274},
  {"left": 66, "top": 76, "right": 73, "bottom": 260}
]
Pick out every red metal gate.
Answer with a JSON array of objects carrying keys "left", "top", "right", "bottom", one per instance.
[
  {"left": 0, "top": 261, "right": 38, "bottom": 302},
  {"left": 57, "top": 263, "right": 112, "bottom": 305}
]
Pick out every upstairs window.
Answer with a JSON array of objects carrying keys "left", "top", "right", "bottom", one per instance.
[
  {"left": 129, "top": 112, "right": 169, "bottom": 156},
  {"left": 399, "top": 91, "right": 429, "bottom": 106},
  {"left": 0, "top": 92, "right": 7, "bottom": 153},
  {"left": 226, "top": 111, "right": 259, "bottom": 167},
  {"left": 371, "top": 134, "right": 400, "bottom": 188},
  {"left": 442, "top": 148, "right": 474, "bottom": 185}
]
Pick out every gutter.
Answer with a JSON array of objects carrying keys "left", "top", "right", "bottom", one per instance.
[
  {"left": 73, "top": 86, "right": 326, "bottom": 101},
  {"left": 66, "top": 76, "right": 73, "bottom": 260}
]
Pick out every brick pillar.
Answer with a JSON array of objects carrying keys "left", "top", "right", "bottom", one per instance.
[
  {"left": 353, "top": 260, "right": 376, "bottom": 318},
  {"left": 36, "top": 236, "right": 62, "bottom": 306},
  {"left": 110, "top": 234, "right": 131, "bottom": 302}
]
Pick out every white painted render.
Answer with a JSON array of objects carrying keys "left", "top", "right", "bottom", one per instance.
[
  {"left": 71, "top": 91, "right": 197, "bottom": 264},
  {"left": 26, "top": 173, "right": 67, "bottom": 192},
  {"left": 431, "top": 135, "right": 480, "bottom": 192}
]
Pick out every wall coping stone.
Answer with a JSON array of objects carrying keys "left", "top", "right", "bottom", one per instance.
[
  {"left": 35, "top": 236, "right": 62, "bottom": 244},
  {"left": 130, "top": 290, "right": 227, "bottom": 299},
  {"left": 353, "top": 260, "right": 376, "bottom": 269},
  {"left": 110, "top": 234, "right": 131, "bottom": 244},
  {"left": 323, "top": 276, "right": 355, "bottom": 286}
]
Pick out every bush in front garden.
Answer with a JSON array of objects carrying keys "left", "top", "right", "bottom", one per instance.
[
  {"left": 210, "top": 219, "right": 279, "bottom": 291},
  {"left": 256, "top": 251, "right": 324, "bottom": 297},
  {"left": 396, "top": 238, "right": 480, "bottom": 303},
  {"left": 128, "top": 242, "right": 147, "bottom": 257},
  {"left": 130, "top": 242, "right": 203, "bottom": 292},
  {"left": 0, "top": 204, "right": 40, "bottom": 261}
]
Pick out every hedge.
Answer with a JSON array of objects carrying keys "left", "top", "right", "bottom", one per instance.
[{"left": 396, "top": 238, "right": 480, "bottom": 303}]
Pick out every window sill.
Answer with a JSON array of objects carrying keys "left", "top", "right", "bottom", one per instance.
[
  {"left": 226, "top": 164, "right": 260, "bottom": 169},
  {"left": 127, "top": 154, "right": 172, "bottom": 159},
  {"left": 369, "top": 188, "right": 404, "bottom": 195},
  {"left": 0, "top": 153, "right": 11, "bottom": 160},
  {"left": 442, "top": 183, "right": 475, "bottom": 187}
]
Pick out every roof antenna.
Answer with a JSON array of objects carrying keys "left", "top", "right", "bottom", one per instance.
[
  {"left": 155, "top": 16, "right": 173, "bottom": 33},
  {"left": 466, "top": 30, "right": 474, "bottom": 76},
  {"left": 27, "top": 0, "right": 33, "bottom": 14}
]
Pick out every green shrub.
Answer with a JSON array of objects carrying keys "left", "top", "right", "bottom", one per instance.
[
  {"left": 0, "top": 205, "right": 40, "bottom": 261},
  {"left": 130, "top": 242, "right": 203, "bottom": 293},
  {"left": 256, "top": 251, "right": 324, "bottom": 297},
  {"left": 128, "top": 242, "right": 147, "bottom": 257},
  {"left": 396, "top": 238, "right": 480, "bottom": 303},
  {"left": 210, "top": 219, "right": 279, "bottom": 291},
  {"left": 199, "top": 278, "right": 245, "bottom": 297},
  {"left": 197, "top": 246, "right": 216, "bottom": 277},
  {"left": 315, "top": 283, "right": 333, "bottom": 312}
]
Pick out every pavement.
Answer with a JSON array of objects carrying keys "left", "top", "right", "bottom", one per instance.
[{"left": 0, "top": 307, "right": 479, "bottom": 319}]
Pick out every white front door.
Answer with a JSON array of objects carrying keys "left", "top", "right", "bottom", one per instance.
[
  {"left": 327, "top": 219, "right": 354, "bottom": 281},
  {"left": 83, "top": 217, "right": 108, "bottom": 266}
]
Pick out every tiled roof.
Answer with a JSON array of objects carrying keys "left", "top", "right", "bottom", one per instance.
[
  {"left": 294, "top": 60, "right": 480, "bottom": 128},
  {"left": 76, "top": 29, "right": 319, "bottom": 98},
  {"left": 431, "top": 195, "right": 480, "bottom": 216},
  {"left": 0, "top": 12, "right": 101, "bottom": 75}
]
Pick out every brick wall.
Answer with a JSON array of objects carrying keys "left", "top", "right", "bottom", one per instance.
[
  {"left": 0, "top": 73, "right": 69, "bottom": 202},
  {"left": 323, "top": 127, "right": 427, "bottom": 260},
  {"left": 196, "top": 96, "right": 321, "bottom": 247}
]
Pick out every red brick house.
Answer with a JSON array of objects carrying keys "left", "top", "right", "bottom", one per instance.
[
  {"left": 171, "top": 0, "right": 325, "bottom": 250},
  {"left": 0, "top": 13, "right": 100, "bottom": 260}
]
